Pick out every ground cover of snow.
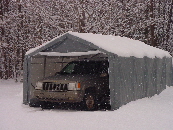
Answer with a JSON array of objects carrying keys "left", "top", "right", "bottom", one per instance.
[{"left": 1, "top": 79, "right": 173, "bottom": 130}]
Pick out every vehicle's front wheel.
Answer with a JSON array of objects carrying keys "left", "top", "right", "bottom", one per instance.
[
  {"left": 82, "top": 93, "right": 98, "bottom": 111},
  {"left": 29, "top": 98, "right": 42, "bottom": 107}
]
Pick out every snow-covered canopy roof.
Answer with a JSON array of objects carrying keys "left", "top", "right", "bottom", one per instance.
[{"left": 26, "top": 31, "right": 171, "bottom": 58}]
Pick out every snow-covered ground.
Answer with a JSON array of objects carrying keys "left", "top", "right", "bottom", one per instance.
[{"left": 1, "top": 80, "right": 173, "bottom": 130}]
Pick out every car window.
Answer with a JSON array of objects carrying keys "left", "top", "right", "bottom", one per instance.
[
  {"left": 60, "top": 61, "right": 101, "bottom": 74},
  {"left": 62, "top": 63, "right": 75, "bottom": 74}
]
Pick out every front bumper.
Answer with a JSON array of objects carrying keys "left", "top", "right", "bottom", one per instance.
[{"left": 34, "top": 90, "right": 83, "bottom": 103}]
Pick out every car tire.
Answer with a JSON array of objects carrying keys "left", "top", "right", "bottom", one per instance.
[
  {"left": 29, "top": 98, "right": 42, "bottom": 107},
  {"left": 82, "top": 93, "right": 98, "bottom": 111}
]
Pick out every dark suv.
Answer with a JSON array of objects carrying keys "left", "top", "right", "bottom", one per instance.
[{"left": 33, "top": 59, "right": 110, "bottom": 110}]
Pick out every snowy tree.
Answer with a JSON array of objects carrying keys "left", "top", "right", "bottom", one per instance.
[{"left": 0, "top": 0, "right": 173, "bottom": 79}]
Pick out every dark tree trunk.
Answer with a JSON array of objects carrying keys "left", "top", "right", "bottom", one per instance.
[
  {"left": 166, "top": 0, "right": 173, "bottom": 43},
  {"left": 150, "top": 0, "right": 157, "bottom": 47}
]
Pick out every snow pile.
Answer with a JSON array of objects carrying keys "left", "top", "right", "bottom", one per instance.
[
  {"left": 26, "top": 32, "right": 171, "bottom": 58},
  {"left": 1, "top": 80, "right": 173, "bottom": 130}
]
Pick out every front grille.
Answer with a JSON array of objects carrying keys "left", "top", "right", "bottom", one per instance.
[{"left": 42, "top": 82, "right": 68, "bottom": 91}]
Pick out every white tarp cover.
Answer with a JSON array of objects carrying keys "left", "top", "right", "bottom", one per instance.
[{"left": 26, "top": 32, "right": 171, "bottom": 58}]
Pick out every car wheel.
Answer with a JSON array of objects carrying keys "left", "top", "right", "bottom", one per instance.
[
  {"left": 83, "top": 93, "right": 98, "bottom": 111},
  {"left": 29, "top": 98, "right": 42, "bottom": 107}
]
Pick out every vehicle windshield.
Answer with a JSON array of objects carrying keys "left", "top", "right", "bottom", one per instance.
[{"left": 59, "top": 61, "right": 101, "bottom": 74}]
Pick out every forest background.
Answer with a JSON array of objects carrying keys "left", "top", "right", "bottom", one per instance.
[{"left": 0, "top": 0, "right": 173, "bottom": 79}]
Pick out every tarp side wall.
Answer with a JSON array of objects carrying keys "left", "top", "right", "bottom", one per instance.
[
  {"left": 23, "top": 56, "right": 29, "bottom": 104},
  {"left": 132, "top": 57, "right": 145, "bottom": 99},
  {"left": 145, "top": 57, "right": 156, "bottom": 97},
  {"left": 166, "top": 57, "right": 172, "bottom": 86},
  {"left": 110, "top": 56, "right": 171, "bottom": 109},
  {"left": 109, "top": 55, "right": 120, "bottom": 110},
  {"left": 30, "top": 57, "right": 45, "bottom": 100}
]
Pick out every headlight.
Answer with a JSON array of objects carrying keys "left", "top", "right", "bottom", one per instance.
[
  {"left": 35, "top": 81, "right": 43, "bottom": 90},
  {"left": 68, "top": 83, "right": 81, "bottom": 90}
]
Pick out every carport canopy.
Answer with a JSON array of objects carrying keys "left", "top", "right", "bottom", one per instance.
[{"left": 23, "top": 32, "right": 172, "bottom": 110}]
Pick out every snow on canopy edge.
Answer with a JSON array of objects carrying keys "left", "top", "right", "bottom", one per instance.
[
  {"left": 26, "top": 31, "right": 171, "bottom": 58},
  {"left": 38, "top": 50, "right": 101, "bottom": 56},
  {"left": 25, "top": 33, "right": 65, "bottom": 55},
  {"left": 68, "top": 32, "right": 171, "bottom": 58}
]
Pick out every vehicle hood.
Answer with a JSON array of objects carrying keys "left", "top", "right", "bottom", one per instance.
[{"left": 40, "top": 74, "right": 99, "bottom": 83}]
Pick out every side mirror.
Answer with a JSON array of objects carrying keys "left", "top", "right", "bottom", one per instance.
[{"left": 100, "top": 73, "right": 108, "bottom": 77}]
